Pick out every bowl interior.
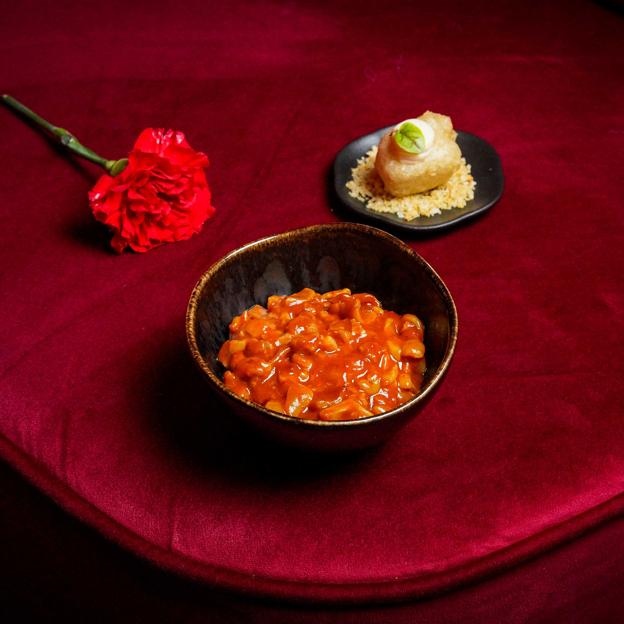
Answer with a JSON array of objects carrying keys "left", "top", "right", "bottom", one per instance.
[{"left": 190, "top": 224, "right": 456, "bottom": 399}]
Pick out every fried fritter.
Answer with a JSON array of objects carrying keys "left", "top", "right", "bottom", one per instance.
[{"left": 375, "top": 111, "right": 462, "bottom": 196}]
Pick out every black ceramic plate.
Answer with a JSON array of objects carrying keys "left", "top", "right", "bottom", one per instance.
[{"left": 333, "top": 126, "right": 504, "bottom": 232}]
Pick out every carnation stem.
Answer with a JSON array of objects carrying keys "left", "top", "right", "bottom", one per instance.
[{"left": 2, "top": 94, "right": 128, "bottom": 176}]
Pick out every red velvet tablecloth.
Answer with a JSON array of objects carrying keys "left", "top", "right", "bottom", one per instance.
[{"left": 1, "top": 0, "right": 623, "bottom": 619}]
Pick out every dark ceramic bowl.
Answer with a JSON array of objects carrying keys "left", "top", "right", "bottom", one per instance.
[{"left": 186, "top": 223, "right": 458, "bottom": 453}]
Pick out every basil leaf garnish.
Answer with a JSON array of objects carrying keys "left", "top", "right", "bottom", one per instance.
[{"left": 394, "top": 121, "right": 426, "bottom": 154}]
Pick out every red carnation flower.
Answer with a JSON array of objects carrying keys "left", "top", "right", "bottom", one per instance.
[
  {"left": 1, "top": 95, "right": 215, "bottom": 254},
  {"left": 89, "top": 128, "right": 214, "bottom": 253}
]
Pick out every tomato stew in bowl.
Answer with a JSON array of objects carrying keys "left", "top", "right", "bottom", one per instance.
[
  {"left": 186, "top": 223, "right": 457, "bottom": 453},
  {"left": 218, "top": 288, "right": 426, "bottom": 421}
]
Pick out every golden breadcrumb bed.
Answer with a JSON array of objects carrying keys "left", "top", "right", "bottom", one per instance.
[{"left": 346, "top": 146, "right": 476, "bottom": 220}]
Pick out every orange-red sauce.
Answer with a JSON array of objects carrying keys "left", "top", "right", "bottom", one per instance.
[{"left": 218, "top": 288, "right": 426, "bottom": 421}]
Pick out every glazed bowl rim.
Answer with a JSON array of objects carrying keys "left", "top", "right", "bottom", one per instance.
[{"left": 185, "top": 222, "right": 458, "bottom": 430}]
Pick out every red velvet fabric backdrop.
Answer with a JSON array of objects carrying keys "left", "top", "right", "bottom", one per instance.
[
  {"left": 1, "top": 0, "right": 623, "bottom": 619},
  {"left": 3, "top": 460, "right": 624, "bottom": 622}
]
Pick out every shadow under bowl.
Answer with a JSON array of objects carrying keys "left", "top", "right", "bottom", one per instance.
[{"left": 186, "top": 223, "right": 458, "bottom": 453}]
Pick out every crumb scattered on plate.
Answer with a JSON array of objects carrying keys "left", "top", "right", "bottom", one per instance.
[{"left": 346, "top": 146, "right": 476, "bottom": 220}]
